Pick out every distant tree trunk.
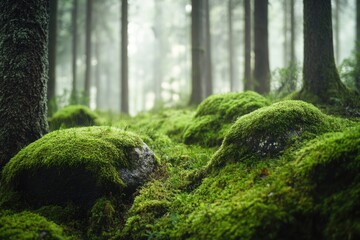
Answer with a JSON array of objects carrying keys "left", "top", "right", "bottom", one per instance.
[
  {"left": 290, "top": 0, "right": 296, "bottom": 64},
  {"left": 205, "top": 0, "right": 213, "bottom": 97},
  {"left": 254, "top": 0, "right": 270, "bottom": 94},
  {"left": 299, "top": 0, "right": 348, "bottom": 104},
  {"left": 189, "top": 0, "right": 206, "bottom": 105},
  {"left": 0, "top": 0, "right": 49, "bottom": 168},
  {"left": 121, "top": 0, "right": 129, "bottom": 114},
  {"left": 228, "top": 0, "right": 235, "bottom": 91},
  {"left": 48, "top": 0, "right": 57, "bottom": 115},
  {"left": 85, "top": 0, "right": 93, "bottom": 106},
  {"left": 244, "top": 0, "right": 252, "bottom": 90},
  {"left": 153, "top": 0, "right": 163, "bottom": 106},
  {"left": 71, "top": 0, "right": 78, "bottom": 104},
  {"left": 356, "top": 0, "right": 360, "bottom": 92},
  {"left": 283, "top": 0, "right": 289, "bottom": 66},
  {"left": 95, "top": 36, "right": 101, "bottom": 109},
  {"left": 334, "top": 0, "right": 340, "bottom": 64}
]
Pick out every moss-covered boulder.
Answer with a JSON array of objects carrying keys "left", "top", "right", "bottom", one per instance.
[
  {"left": 183, "top": 91, "right": 270, "bottom": 147},
  {"left": 209, "top": 100, "right": 352, "bottom": 170},
  {"left": 0, "top": 211, "right": 70, "bottom": 240},
  {"left": 0, "top": 127, "right": 156, "bottom": 208},
  {"left": 49, "top": 105, "right": 98, "bottom": 131}
]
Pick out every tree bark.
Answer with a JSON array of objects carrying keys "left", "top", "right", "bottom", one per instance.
[
  {"left": 121, "top": 0, "right": 129, "bottom": 114},
  {"left": 228, "top": 0, "right": 235, "bottom": 92},
  {"left": 85, "top": 0, "right": 93, "bottom": 106},
  {"left": 189, "top": 0, "right": 207, "bottom": 105},
  {"left": 48, "top": 0, "right": 57, "bottom": 115},
  {"left": 334, "top": 0, "right": 340, "bottom": 64},
  {"left": 0, "top": 0, "right": 49, "bottom": 168},
  {"left": 356, "top": 0, "right": 360, "bottom": 92},
  {"left": 71, "top": 0, "right": 78, "bottom": 104},
  {"left": 300, "top": 0, "right": 347, "bottom": 104},
  {"left": 205, "top": 0, "right": 213, "bottom": 97},
  {"left": 244, "top": 0, "right": 252, "bottom": 90},
  {"left": 254, "top": 0, "right": 270, "bottom": 94}
]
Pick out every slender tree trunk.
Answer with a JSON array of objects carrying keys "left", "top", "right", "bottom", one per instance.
[
  {"left": 48, "top": 0, "right": 57, "bottom": 115},
  {"left": 300, "top": 0, "right": 347, "bottom": 104},
  {"left": 189, "top": 0, "right": 206, "bottom": 105},
  {"left": 95, "top": 36, "right": 101, "bottom": 109},
  {"left": 283, "top": 0, "right": 289, "bottom": 66},
  {"left": 356, "top": 0, "right": 360, "bottom": 91},
  {"left": 228, "top": 0, "right": 235, "bottom": 91},
  {"left": 244, "top": 0, "right": 252, "bottom": 90},
  {"left": 0, "top": 0, "right": 49, "bottom": 168},
  {"left": 334, "top": 0, "right": 340, "bottom": 64},
  {"left": 254, "top": 0, "right": 270, "bottom": 94},
  {"left": 153, "top": 0, "right": 163, "bottom": 106},
  {"left": 71, "top": 0, "right": 78, "bottom": 104},
  {"left": 290, "top": 0, "right": 296, "bottom": 64},
  {"left": 205, "top": 0, "right": 213, "bottom": 97},
  {"left": 85, "top": 0, "right": 93, "bottom": 106},
  {"left": 121, "top": 0, "right": 129, "bottom": 114}
]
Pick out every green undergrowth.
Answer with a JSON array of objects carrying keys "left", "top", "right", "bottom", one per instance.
[
  {"left": 183, "top": 91, "right": 270, "bottom": 147},
  {"left": 0, "top": 211, "right": 71, "bottom": 240},
  {"left": 49, "top": 105, "right": 99, "bottom": 131}
]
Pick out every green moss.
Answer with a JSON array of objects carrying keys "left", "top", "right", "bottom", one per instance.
[
  {"left": 49, "top": 105, "right": 99, "bottom": 131},
  {"left": 88, "top": 197, "right": 116, "bottom": 237},
  {"left": 208, "top": 100, "right": 353, "bottom": 171},
  {"left": 0, "top": 211, "right": 71, "bottom": 240},
  {"left": 183, "top": 91, "right": 270, "bottom": 147},
  {"left": 0, "top": 127, "right": 144, "bottom": 208}
]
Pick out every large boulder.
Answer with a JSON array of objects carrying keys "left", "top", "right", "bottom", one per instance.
[
  {"left": 0, "top": 127, "right": 156, "bottom": 208},
  {"left": 183, "top": 91, "right": 270, "bottom": 147},
  {"left": 209, "top": 100, "right": 352, "bottom": 170},
  {"left": 49, "top": 105, "right": 98, "bottom": 131}
]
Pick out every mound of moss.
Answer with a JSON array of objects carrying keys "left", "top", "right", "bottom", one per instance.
[
  {"left": 0, "top": 211, "right": 70, "bottom": 240},
  {"left": 208, "top": 100, "right": 352, "bottom": 170},
  {"left": 0, "top": 127, "right": 156, "bottom": 208},
  {"left": 183, "top": 91, "right": 270, "bottom": 147},
  {"left": 49, "top": 105, "right": 98, "bottom": 131}
]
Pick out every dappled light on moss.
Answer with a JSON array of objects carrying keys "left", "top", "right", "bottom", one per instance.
[{"left": 183, "top": 91, "right": 270, "bottom": 147}]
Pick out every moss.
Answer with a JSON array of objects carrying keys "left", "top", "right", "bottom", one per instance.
[
  {"left": 183, "top": 91, "right": 270, "bottom": 147},
  {"left": 208, "top": 100, "right": 353, "bottom": 171},
  {"left": 0, "top": 211, "right": 71, "bottom": 240},
  {"left": 0, "top": 127, "right": 145, "bottom": 208},
  {"left": 49, "top": 105, "right": 99, "bottom": 131},
  {"left": 87, "top": 198, "right": 116, "bottom": 237}
]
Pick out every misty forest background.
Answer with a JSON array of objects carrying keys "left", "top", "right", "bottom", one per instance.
[{"left": 51, "top": 0, "right": 358, "bottom": 115}]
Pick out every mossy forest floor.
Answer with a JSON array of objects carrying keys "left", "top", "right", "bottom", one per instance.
[{"left": 1, "top": 91, "right": 360, "bottom": 240}]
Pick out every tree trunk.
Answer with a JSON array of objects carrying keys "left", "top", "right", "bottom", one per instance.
[
  {"left": 228, "top": 0, "right": 235, "bottom": 92},
  {"left": 0, "top": 0, "right": 49, "bottom": 168},
  {"left": 121, "top": 0, "right": 129, "bottom": 114},
  {"left": 244, "top": 0, "right": 252, "bottom": 90},
  {"left": 189, "top": 0, "right": 206, "bottom": 105},
  {"left": 153, "top": 0, "right": 163, "bottom": 106},
  {"left": 85, "top": 0, "right": 93, "bottom": 106},
  {"left": 334, "top": 0, "right": 340, "bottom": 64},
  {"left": 71, "top": 0, "right": 78, "bottom": 104},
  {"left": 205, "top": 0, "right": 213, "bottom": 97},
  {"left": 356, "top": 0, "right": 360, "bottom": 92},
  {"left": 254, "top": 0, "right": 270, "bottom": 94},
  {"left": 300, "top": 0, "right": 347, "bottom": 104},
  {"left": 290, "top": 0, "right": 296, "bottom": 64},
  {"left": 48, "top": 0, "right": 57, "bottom": 115},
  {"left": 283, "top": 0, "right": 289, "bottom": 66}
]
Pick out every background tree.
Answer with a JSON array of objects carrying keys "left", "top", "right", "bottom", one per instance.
[
  {"left": 254, "top": 0, "right": 270, "bottom": 94},
  {"left": 205, "top": 0, "right": 213, "bottom": 97},
  {"left": 71, "top": 0, "right": 78, "bottom": 104},
  {"left": 228, "top": 0, "right": 235, "bottom": 92},
  {"left": 356, "top": 0, "right": 360, "bottom": 91},
  {"left": 0, "top": 0, "right": 49, "bottom": 168},
  {"left": 244, "top": 0, "right": 252, "bottom": 90},
  {"left": 121, "top": 0, "right": 129, "bottom": 114},
  {"left": 48, "top": 0, "right": 58, "bottom": 115},
  {"left": 85, "top": 0, "right": 93, "bottom": 106},
  {"left": 299, "top": 0, "right": 348, "bottom": 104}
]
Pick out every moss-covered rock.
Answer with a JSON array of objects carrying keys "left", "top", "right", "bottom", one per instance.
[
  {"left": 183, "top": 91, "right": 270, "bottom": 147},
  {"left": 49, "top": 105, "right": 99, "bottom": 131},
  {"left": 0, "top": 211, "right": 70, "bottom": 240},
  {"left": 0, "top": 127, "right": 156, "bottom": 208},
  {"left": 209, "top": 100, "right": 352, "bottom": 170}
]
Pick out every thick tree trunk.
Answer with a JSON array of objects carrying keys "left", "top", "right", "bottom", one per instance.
[
  {"left": 300, "top": 0, "right": 347, "bottom": 104},
  {"left": 48, "top": 0, "right": 57, "bottom": 115},
  {"left": 189, "top": 0, "right": 206, "bottom": 105},
  {"left": 244, "top": 0, "right": 252, "bottom": 90},
  {"left": 205, "top": 0, "right": 213, "bottom": 97},
  {"left": 254, "top": 0, "right": 270, "bottom": 94},
  {"left": 0, "top": 0, "right": 49, "bottom": 168},
  {"left": 121, "top": 0, "right": 129, "bottom": 114},
  {"left": 85, "top": 0, "right": 93, "bottom": 106},
  {"left": 71, "top": 0, "right": 78, "bottom": 104}
]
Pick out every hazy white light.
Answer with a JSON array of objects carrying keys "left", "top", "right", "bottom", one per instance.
[
  {"left": 185, "top": 4, "right": 192, "bottom": 13},
  {"left": 91, "top": 58, "right": 98, "bottom": 66},
  {"left": 90, "top": 86, "right": 97, "bottom": 110},
  {"left": 172, "top": 94, "right": 180, "bottom": 101},
  {"left": 161, "top": 82, "right": 171, "bottom": 90},
  {"left": 145, "top": 92, "right": 155, "bottom": 110}
]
